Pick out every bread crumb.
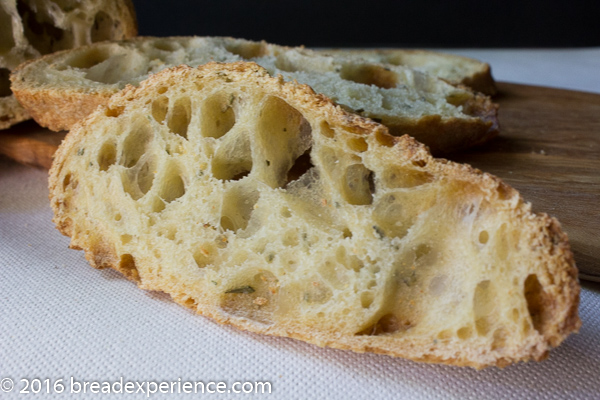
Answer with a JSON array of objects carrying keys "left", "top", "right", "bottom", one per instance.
[{"left": 254, "top": 297, "right": 268, "bottom": 306}]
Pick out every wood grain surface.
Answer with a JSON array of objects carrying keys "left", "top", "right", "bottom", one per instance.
[
  {"left": 452, "top": 82, "right": 600, "bottom": 281},
  {"left": 1, "top": 82, "right": 599, "bottom": 279}
]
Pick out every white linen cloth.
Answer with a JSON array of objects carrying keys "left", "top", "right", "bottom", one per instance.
[{"left": 1, "top": 49, "right": 599, "bottom": 399}]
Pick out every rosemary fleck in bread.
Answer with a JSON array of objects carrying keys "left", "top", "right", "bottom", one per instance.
[
  {"left": 318, "top": 48, "right": 497, "bottom": 96},
  {"left": 13, "top": 36, "right": 497, "bottom": 154},
  {"left": 49, "top": 62, "right": 579, "bottom": 368},
  {"left": 0, "top": 0, "right": 137, "bottom": 129}
]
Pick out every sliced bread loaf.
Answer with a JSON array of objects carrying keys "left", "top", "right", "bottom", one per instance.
[
  {"left": 13, "top": 36, "right": 498, "bottom": 154},
  {"left": 49, "top": 62, "right": 579, "bottom": 368},
  {"left": 0, "top": 0, "right": 137, "bottom": 129}
]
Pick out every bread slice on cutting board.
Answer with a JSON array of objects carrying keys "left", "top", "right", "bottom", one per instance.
[
  {"left": 12, "top": 36, "right": 497, "bottom": 154},
  {"left": 49, "top": 62, "right": 579, "bottom": 368},
  {"left": 0, "top": 0, "right": 137, "bottom": 129}
]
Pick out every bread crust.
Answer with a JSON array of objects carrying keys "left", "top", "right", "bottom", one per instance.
[
  {"left": 0, "top": 95, "right": 30, "bottom": 129},
  {"left": 49, "top": 62, "right": 580, "bottom": 369}
]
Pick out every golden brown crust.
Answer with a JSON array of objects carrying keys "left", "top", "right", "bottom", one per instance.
[
  {"left": 49, "top": 62, "right": 580, "bottom": 369},
  {"left": 12, "top": 80, "right": 109, "bottom": 132}
]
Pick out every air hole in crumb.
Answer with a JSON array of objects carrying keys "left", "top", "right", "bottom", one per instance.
[
  {"left": 412, "top": 159, "right": 427, "bottom": 168},
  {"left": 524, "top": 274, "right": 548, "bottom": 334},
  {"left": 479, "top": 230, "right": 489, "bottom": 244},
  {"left": 339, "top": 64, "right": 398, "bottom": 89},
  {"left": 97, "top": 141, "right": 117, "bottom": 171},
  {"left": 104, "top": 106, "right": 125, "bottom": 118},
  {"left": 137, "top": 158, "right": 156, "bottom": 195},
  {"left": 211, "top": 133, "right": 252, "bottom": 181},
  {"left": 62, "top": 173, "right": 72, "bottom": 190},
  {"left": 219, "top": 186, "right": 259, "bottom": 232},
  {"left": 375, "top": 130, "right": 395, "bottom": 147},
  {"left": 224, "top": 41, "right": 267, "bottom": 58},
  {"left": 457, "top": 326, "right": 473, "bottom": 340},
  {"left": 348, "top": 136, "right": 368, "bottom": 152},
  {"left": 320, "top": 121, "right": 335, "bottom": 138},
  {"left": 511, "top": 308, "right": 520, "bottom": 322},
  {"left": 120, "top": 123, "right": 152, "bottom": 168},
  {"left": 152, "top": 39, "right": 181, "bottom": 52},
  {"left": 256, "top": 96, "right": 313, "bottom": 188},
  {"left": 360, "top": 291, "right": 374, "bottom": 308},
  {"left": 182, "top": 297, "right": 197, "bottom": 309},
  {"left": 373, "top": 193, "right": 420, "bottom": 240},
  {"left": 158, "top": 167, "right": 185, "bottom": 204},
  {"left": 473, "top": 280, "right": 496, "bottom": 336},
  {"left": 63, "top": 46, "right": 114, "bottom": 70},
  {"left": 343, "top": 228, "right": 353, "bottom": 239},
  {"left": 284, "top": 150, "right": 313, "bottom": 187},
  {"left": 16, "top": 0, "right": 67, "bottom": 55},
  {"left": 437, "top": 329, "right": 452, "bottom": 340},
  {"left": 167, "top": 96, "right": 191, "bottom": 139},
  {"left": 0, "top": 69, "right": 11, "bottom": 97},
  {"left": 114, "top": 213, "right": 122, "bottom": 221},
  {"left": 200, "top": 92, "right": 236, "bottom": 138},
  {"left": 497, "top": 182, "right": 512, "bottom": 200},
  {"left": 414, "top": 243, "right": 431, "bottom": 260},
  {"left": 121, "top": 234, "right": 132, "bottom": 244},
  {"left": 119, "top": 254, "right": 139, "bottom": 281},
  {"left": 90, "top": 12, "right": 116, "bottom": 42},
  {"left": 151, "top": 95, "right": 168, "bottom": 123},
  {"left": 342, "top": 164, "right": 375, "bottom": 205},
  {"left": 281, "top": 207, "right": 292, "bottom": 218},
  {"left": 381, "top": 167, "right": 433, "bottom": 189}
]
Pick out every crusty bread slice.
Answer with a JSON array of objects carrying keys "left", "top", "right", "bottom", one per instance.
[
  {"left": 0, "top": 0, "right": 137, "bottom": 129},
  {"left": 317, "top": 48, "right": 497, "bottom": 96},
  {"left": 49, "top": 62, "right": 579, "bottom": 368},
  {"left": 12, "top": 36, "right": 498, "bottom": 154}
]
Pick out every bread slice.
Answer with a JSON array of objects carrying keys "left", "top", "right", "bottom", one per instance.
[
  {"left": 12, "top": 36, "right": 498, "bottom": 154},
  {"left": 49, "top": 62, "right": 579, "bottom": 368},
  {"left": 0, "top": 0, "right": 137, "bottom": 129},
  {"left": 317, "top": 49, "right": 497, "bottom": 96}
]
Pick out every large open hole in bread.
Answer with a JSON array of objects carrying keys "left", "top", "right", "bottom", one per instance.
[
  {"left": 0, "top": 69, "right": 12, "bottom": 97},
  {"left": 339, "top": 64, "right": 399, "bottom": 89},
  {"left": 17, "top": 0, "right": 73, "bottom": 54},
  {"left": 91, "top": 11, "right": 118, "bottom": 43},
  {"left": 0, "top": 8, "right": 15, "bottom": 55}
]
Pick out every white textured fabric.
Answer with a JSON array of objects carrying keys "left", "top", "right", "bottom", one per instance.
[{"left": 1, "top": 49, "right": 600, "bottom": 399}]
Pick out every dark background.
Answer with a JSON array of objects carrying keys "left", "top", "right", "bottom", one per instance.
[{"left": 131, "top": 0, "right": 598, "bottom": 48}]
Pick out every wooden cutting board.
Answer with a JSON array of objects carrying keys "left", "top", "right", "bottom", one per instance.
[{"left": 1, "top": 82, "right": 599, "bottom": 280}]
